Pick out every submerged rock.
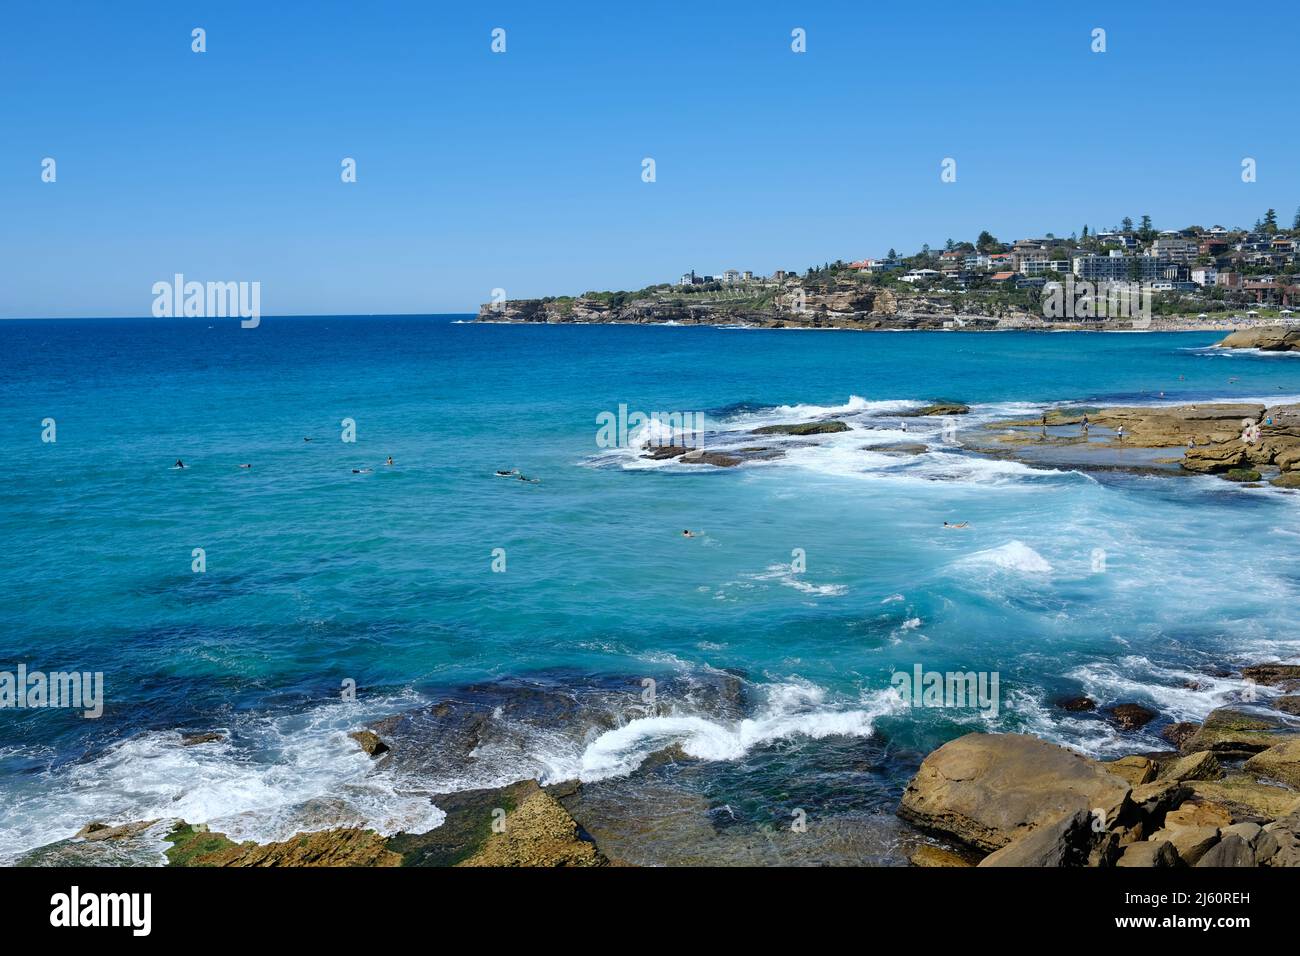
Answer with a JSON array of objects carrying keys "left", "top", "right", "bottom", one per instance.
[
  {"left": 1105, "top": 703, "right": 1158, "bottom": 731},
  {"left": 180, "top": 731, "right": 225, "bottom": 747},
  {"left": 905, "top": 403, "right": 970, "bottom": 417},
  {"left": 751, "top": 420, "right": 849, "bottom": 436},
  {"left": 909, "top": 844, "right": 974, "bottom": 867},
  {"left": 76, "top": 820, "right": 160, "bottom": 842},
  {"left": 1055, "top": 696, "right": 1097, "bottom": 712},
  {"left": 1240, "top": 664, "right": 1300, "bottom": 688}
]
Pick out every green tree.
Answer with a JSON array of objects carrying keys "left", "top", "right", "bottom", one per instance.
[
  {"left": 1263, "top": 208, "right": 1279, "bottom": 234},
  {"left": 1121, "top": 216, "right": 1134, "bottom": 232},
  {"left": 976, "top": 230, "right": 999, "bottom": 253},
  {"left": 1292, "top": 206, "right": 1300, "bottom": 231}
]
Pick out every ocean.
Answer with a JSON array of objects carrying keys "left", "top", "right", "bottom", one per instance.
[{"left": 2, "top": 316, "right": 1298, "bottom": 864}]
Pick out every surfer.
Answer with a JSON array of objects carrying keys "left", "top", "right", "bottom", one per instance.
[
  {"left": 943, "top": 521, "right": 969, "bottom": 529},
  {"left": 175, "top": 459, "right": 186, "bottom": 469},
  {"left": 352, "top": 468, "right": 372, "bottom": 474},
  {"left": 495, "top": 469, "right": 518, "bottom": 478},
  {"left": 239, "top": 463, "right": 251, "bottom": 469},
  {"left": 385, "top": 456, "right": 394, "bottom": 466}
]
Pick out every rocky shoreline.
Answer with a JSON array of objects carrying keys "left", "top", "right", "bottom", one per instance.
[
  {"left": 900, "top": 671, "right": 1300, "bottom": 868},
  {"left": 476, "top": 295, "right": 1300, "bottom": 335},
  {"left": 18, "top": 660, "right": 1300, "bottom": 868},
  {"left": 966, "top": 400, "right": 1300, "bottom": 487}
]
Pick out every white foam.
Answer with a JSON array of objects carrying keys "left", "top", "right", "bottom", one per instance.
[
  {"left": 0, "top": 692, "right": 445, "bottom": 862},
  {"left": 959, "top": 540, "right": 1054, "bottom": 573},
  {"left": 577, "top": 684, "right": 903, "bottom": 782}
]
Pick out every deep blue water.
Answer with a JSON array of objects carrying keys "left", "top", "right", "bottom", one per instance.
[{"left": 1, "top": 316, "right": 1298, "bottom": 859}]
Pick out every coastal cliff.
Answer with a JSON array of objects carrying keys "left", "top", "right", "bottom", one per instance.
[{"left": 475, "top": 283, "right": 1022, "bottom": 330}]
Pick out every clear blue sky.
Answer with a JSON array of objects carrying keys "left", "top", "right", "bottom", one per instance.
[{"left": 3, "top": 0, "right": 1297, "bottom": 317}]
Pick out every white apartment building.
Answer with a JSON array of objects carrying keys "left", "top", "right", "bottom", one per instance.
[{"left": 1148, "top": 237, "right": 1199, "bottom": 263}]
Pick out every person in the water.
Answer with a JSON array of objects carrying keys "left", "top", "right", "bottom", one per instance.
[
  {"left": 682, "top": 529, "right": 696, "bottom": 538},
  {"left": 943, "top": 521, "right": 969, "bottom": 529},
  {"left": 495, "top": 469, "right": 518, "bottom": 477},
  {"left": 352, "top": 468, "right": 372, "bottom": 474},
  {"left": 385, "top": 456, "right": 394, "bottom": 466},
  {"left": 517, "top": 473, "right": 539, "bottom": 483},
  {"left": 175, "top": 460, "right": 185, "bottom": 469},
  {"left": 239, "top": 463, "right": 251, "bottom": 469}
]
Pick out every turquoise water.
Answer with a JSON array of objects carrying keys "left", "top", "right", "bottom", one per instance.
[{"left": 2, "top": 317, "right": 1298, "bottom": 860}]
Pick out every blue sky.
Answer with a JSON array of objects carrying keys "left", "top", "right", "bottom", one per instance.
[{"left": 3, "top": 0, "right": 1298, "bottom": 317}]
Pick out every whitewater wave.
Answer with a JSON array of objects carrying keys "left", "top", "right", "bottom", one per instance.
[
  {"left": 958, "top": 541, "right": 1054, "bottom": 574},
  {"left": 0, "top": 691, "right": 445, "bottom": 863},
  {"left": 578, "top": 683, "right": 904, "bottom": 781}
]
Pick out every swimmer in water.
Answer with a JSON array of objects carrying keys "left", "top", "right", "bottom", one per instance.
[
  {"left": 517, "top": 473, "right": 539, "bottom": 483},
  {"left": 943, "top": 521, "right": 970, "bottom": 529},
  {"left": 239, "top": 463, "right": 252, "bottom": 469},
  {"left": 495, "top": 469, "right": 518, "bottom": 478},
  {"left": 303, "top": 437, "right": 313, "bottom": 442},
  {"left": 352, "top": 468, "right": 372, "bottom": 474},
  {"left": 682, "top": 529, "right": 696, "bottom": 538},
  {"left": 385, "top": 456, "right": 394, "bottom": 466}
]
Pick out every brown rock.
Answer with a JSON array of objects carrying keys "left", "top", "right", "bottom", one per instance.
[
  {"left": 1183, "top": 705, "right": 1299, "bottom": 755},
  {"left": 1105, "top": 755, "right": 1157, "bottom": 786},
  {"left": 1188, "top": 777, "right": 1300, "bottom": 822},
  {"left": 1165, "top": 800, "right": 1233, "bottom": 830},
  {"left": 908, "top": 844, "right": 973, "bottom": 867},
  {"left": 1240, "top": 664, "right": 1300, "bottom": 688},
  {"left": 457, "top": 786, "right": 606, "bottom": 867},
  {"left": 180, "top": 732, "right": 225, "bottom": 747},
  {"left": 1117, "top": 840, "right": 1180, "bottom": 867},
  {"left": 1056, "top": 696, "right": 1096, "bottom": 712},
  {"left": 1194, "top": 833, "right": 1255, "bottom": 867},
  {"left": 1276, "top": 696, "right": 1300, "bottom": 715},
  {"left": 348, "top": 730, "right": 390, "bottom": 757},
  {"left": 76, "top": 820, "right": 160, "bottom": 842},
  {"left": 897, "top": 733, "right": 1132, "bottom": 852},
  {"left": 1158, "top": 751, "right": 1223, "bottom": 783},
  {"left": 1161, "top": 722, "right": 1199, "bottom": 748},
  {"left": 977, "top": 809, "right": 1096, "bottom": 868},
  {"left": 1243, "top": 739, "right": 1300, "bottom": 788},
  {"left": 1106, "top": 703, "right": 1158, "bottom": 731},
  {"left": 1149, "top": 824, "right": 1220, "bottom": 865}
]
